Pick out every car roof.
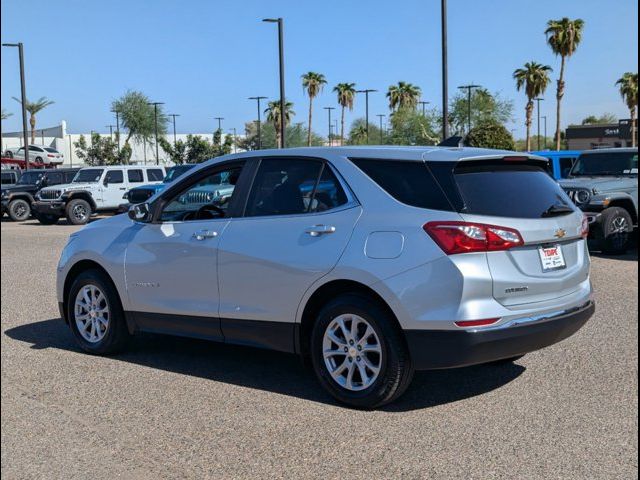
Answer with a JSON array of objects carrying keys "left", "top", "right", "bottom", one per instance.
[
  {"left": 78, "top": 165, "right": 164, "bottom": 170},
  {"left": 579, "top": 147, "right": 638, "bottom": 155}
]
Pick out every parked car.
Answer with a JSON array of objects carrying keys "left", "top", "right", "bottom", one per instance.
[
  {"left": 559, "top": 147, "right": 638, "bottom": 254},
  {"left": 119, "top": 164, "right": 196, "bottom": 212},
  {"left": 56, "top": 147, "right": 594, "bottom": 408},
  {"left": 5, "top": 145, "right": 64, "bottom": 165},
  {"left": 1, "top": 168, "right": 79, "bottom": 221},
  {"left": 33, "top": 165, "right": 165, "bottom": 225},
  {"left": 530, "top": 150, "right": 580, "bottom": 180}
]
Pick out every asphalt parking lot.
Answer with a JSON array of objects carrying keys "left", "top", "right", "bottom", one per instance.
[{"left": 1, "top": 218, "right": 637, "bottom": 479}]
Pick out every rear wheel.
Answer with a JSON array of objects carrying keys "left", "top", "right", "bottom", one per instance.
[
  {"left": 600, "top": 207, "right": 632, "bottom": 255},
  {"left": 35, "top": 213, "right": 59, "bottom": 225},
  {"left": 8, "top": 199, "right": 31, "bottom": 221},
  {"left": 66, "top": 198, "right": 92, "bottom": 225},
  {"left": 310, "top": 294, "right": 414, "bottom": 409},
  {"left": 66, "top": 269, "right": 129, "bottom": 354}
]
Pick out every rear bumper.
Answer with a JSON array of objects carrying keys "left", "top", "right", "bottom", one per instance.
[
  {"left": 405, "top": 300, "right": 595, "bottom": 370},
  {"left": 32, "top": 200, "right": 65, "bottom": 216}
]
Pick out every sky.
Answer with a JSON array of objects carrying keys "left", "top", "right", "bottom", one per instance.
[{"left": 1, "top": 0, "right": 638, "bottom": 140}]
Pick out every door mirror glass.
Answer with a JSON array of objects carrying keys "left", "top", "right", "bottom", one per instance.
[{"left": 129, "top": 203, "right": 152, "bottom": 222}]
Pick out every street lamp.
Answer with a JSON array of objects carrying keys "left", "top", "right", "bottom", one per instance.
[
  {"left": 376, "top": 114, "right": 386, "bottom": 144},
  {"left": 323, "top": 107, "right": 335, "bottom": 145},
  {"left": 535, "top": 97, "right": 544, "bottom": 151},
  {"left": 418, "top": 101, "right": 430, "bottom": 116},
  {"left": 248, "top": 96, "right": 267, "bottom": 149},
  {"left": 356, "top": 89, "right": 377, "bottom": 144},
  {"left": 441, "top": 0, "right": 449, "bottom": 141},
  {"left": 542, "top": 115, "right": 548, "bottom": 149},
  {"left": 263, "top": 18, "right": 286, "bottom": 148},
  {"left": 458, "top": 84, "right": 481, "bottom": 134},
  {"left": 147, "top": 101, "right": 164, "bottom": 165},
  {"left": 105, "top": 125, "right": 115, "bottom": 140},
  {"left": 168, "top": 114, "right": 180, "bottom": 147},
  {"left": 2, "top": 42, "right": 30, "bottom": 170},
  {"left": 110, "top": 108, "right": 121, "bottom": 154},
  {"left": 214, "top": 117, "right": 224, "bottom": 133}
]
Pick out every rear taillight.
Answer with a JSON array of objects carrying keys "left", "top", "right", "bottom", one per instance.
[
  {"left": 47, "top": 154, "right": 55, "bottom": 158},
  {"left": 454, "top": 318, "right": 500, "bottom": 328},
  {"left": 581, "top": 215, "right": 589, "bottom": 239},
  {"left": 424, "top": 221, "right": 524, "bottom": 255}
]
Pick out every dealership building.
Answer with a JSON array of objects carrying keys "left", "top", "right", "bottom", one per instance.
[{"left": 565, "top": 119, "right": 638, "bottom": 150}]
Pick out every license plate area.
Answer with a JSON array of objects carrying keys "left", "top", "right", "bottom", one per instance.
[{"left": 538, "top": 244, "right": 566, "bottom": 272}]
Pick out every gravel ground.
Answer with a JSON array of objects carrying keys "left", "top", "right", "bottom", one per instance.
[{"left": 1, "top": 218, "right": 638, "bottom": 479}]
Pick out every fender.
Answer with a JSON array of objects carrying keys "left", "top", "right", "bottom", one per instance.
[
  {"left": 6, "top": 192, "right": 35, "bottom": 204},
  {"left": 62, "top": 190, "right": 98, "bottom": 211}
]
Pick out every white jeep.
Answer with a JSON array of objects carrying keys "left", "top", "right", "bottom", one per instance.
[{"left": 33, "top": 165, "right": 166, "bottom": 225}]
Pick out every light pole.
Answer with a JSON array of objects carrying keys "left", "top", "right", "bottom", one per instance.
[
  {"left": 356, "top": 89, "right": 377, "bottom": 144},
  {"left": 418, "top": 101, "right": 430, "bottom": 116},
  {"left": 110, "top": 108, "right": 121, "bottom": 154},
  {"left": 263, "top": 18, "right": 286, "bottom": 148},
  {"left": 535, "top": 97, "right": 544, "bottom": 151},
  {"left": 168, "top": 114, "right": 180, "bottom": 147},
  {"left": 106, "top": 125, "right": 115, "bottom": 140},
  {"left": 542, "top": 115, "right": 548, "bottom": 149},
  {"left": 249, "top": 96, "right": 267, "bottom": 149},
  {"left": 147, "top": 101, "right": 164, "bottom": 165},
  {"left": 2, "top": 42, "right": 30, "bottom": 170},
  {"left": 323, "top": 107, "right": 335, "bottom": 145},
  {"left": 441, "top": 0, "right": 449, "bottom": 141},
  {"left": 214, "top": 117, "right": 224, "bottom": 133},
  {"left": 458, "top": 84, "right": 481, "bottom": 134},
  {"left": 376, "top": 114, "right": 385, "bottom": 144}
]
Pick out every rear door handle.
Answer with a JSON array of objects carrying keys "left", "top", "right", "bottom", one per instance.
[
  {"left": 192, "top": 230, "right": 218, "bottom": 241},
  {"left": 305, "top": 225, "right": 336, "bottom": 237}
]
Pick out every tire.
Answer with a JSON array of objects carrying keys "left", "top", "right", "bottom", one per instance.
[
  {"left": 35, "top": 213, "right": 59, "bottom": 225},
  {"left": 66, "top": 269, "right": 129, "bottom": 355},
  {"left": 7, "top": 199, "right": 31, "bottom": 221},
  {"left": 35, "top": 156, "right": 43, "bottom": 163},
  {"left": 600, "top": 207, "right": 633, "bottom": 255},
  {"left": 5, "top": 151, "right": 13, "bottom": 158},
  {"left": 66, "top": 198, "right": 92, "bottom": 225},
  {"left": 310, "top": 293, "right": 414, "bottom": 409}
]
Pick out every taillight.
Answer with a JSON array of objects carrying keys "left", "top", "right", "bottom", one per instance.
[
  {"left": 581, "top": 215, "right": 589, "bottom": 239},
  {"left": 454, "top": 318, "right": 500, "bottom": 328},
  {"left": 424, "top": 221, "right": 524, "bottom": 255},
  {"left": 47, "top": 154, "right": 55, "bottom": 158}
]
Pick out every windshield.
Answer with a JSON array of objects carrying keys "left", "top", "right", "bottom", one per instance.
[
  {"left": 18, "top": 171, "right": 45, "bottom": 184},
  {"left": 73, "top": 169, "right": 104, "bottom": 183},
  {"left": 163, "top": 165, "right": 194, "bottom": 183},
  {"left": 571, "top": 151, "right": 638, "bottom": 176}
]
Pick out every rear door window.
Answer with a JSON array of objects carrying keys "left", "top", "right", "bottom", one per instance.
[
  {"left": 105, "top": 170, "right": 124, "bottom": 184},
  {"left": 147, "top": 169, "right": 164, "bottom": 181},
  {"left": 128, "top": 169, "right": 144, "bottom": 183},
  {"left": 46, "top": 172, "right": 63, "bottom": 185}
]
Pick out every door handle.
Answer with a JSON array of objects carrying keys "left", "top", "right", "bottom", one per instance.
[
  {"left": 305, "top": 225, "right": 336, "bottom": 237},
  {"left": 192, "top": 230, "right": 218, "bottom": 241}
]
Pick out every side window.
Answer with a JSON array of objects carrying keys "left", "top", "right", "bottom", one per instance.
[
  {"left": 147, "top": 169, "right": 164, "bottom": 181},
  {"left": 29, "top": 146, "right": 43, "bottom": 152},
  {"left": 245, "top": 158, "right": 347, "bottom": 217},
  {"left": 65, "top": 171, "right": 77, "bottom": 182},
  {"left": 46, "top": 172, "right": 63, "bottom": 185},
  {"left": 1, "top": 173, "right": 13, "bottom": 184},
  {"left": 559, "top": 158, "right": 575, "bottom": 178},
  {"left": 128, "top": 169, "right": 144, "bottom": 183},
  {"left": 104, "top": 170, "right": 124, "bottom": 184},
  {"left": 160, "top": 164, "right": 243, "bottom": 222}
]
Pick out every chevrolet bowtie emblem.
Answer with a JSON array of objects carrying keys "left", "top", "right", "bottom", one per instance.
[{"left": 554, "top": 228, "right": 566, "bottom": 239}]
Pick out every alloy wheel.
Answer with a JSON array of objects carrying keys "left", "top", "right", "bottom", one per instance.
[{"left": 74, "top": 284, "right": 109, "bottom": 343}]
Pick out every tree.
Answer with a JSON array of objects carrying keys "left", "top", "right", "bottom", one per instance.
[
  {"left": 347, "top": 119, "right": 373, "bottom": 145},
  {"left": 545, "top": 17, "right": 585, "bottom": 150},
  {"left": 1, "top": 109, "right": 12, "bottom": 120},
  {"left": 11, "top": 96, "right": 54, "bottom": 144},
  {"left": 580, "top": 113, "right": 618, "bottom": 125},
  {"left": 465, "top": 121, "right": 516, "bottom": 150},
  {"left": 334, "top": 82, "right": 357, "bottom": 145},
  {"left": 449, "top": 88, "right": 514, "bottom": 134},
  {"left": 514, "top": 62, "right": 553, "bottom": 151},
  {"left": 236, "top": 121, "right": 323, "bottom": 150},
  {"left": 159, "top": 134, "right": 233, "bottom": 164},
  {"left": 301, "top": 72, "right": 327, "bottom": 146},
  {"left": 387, "top": 108, "right": 439, "bottom": 145},
  {"left": 111, "top": 90, "right": 168, "bottom": 162},
  {"left": 265, "top": 100, "right": 294, "bottom": 148},
  {"left": 386, "top": 82, "right": 421, "bottom": 111},
  {"left": 616, "top": 72, "right": 638, "bottom": 147},
  {"left": 73, "top": 133, "right": 129, "bottom": 166}
]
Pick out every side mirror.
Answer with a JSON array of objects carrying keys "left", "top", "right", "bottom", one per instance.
[
  {"left": 128, "top": 203, "right": 152, "bottom": 223},
  {"left": 103, "top": 178, "right": 109, "bottom": 187}
]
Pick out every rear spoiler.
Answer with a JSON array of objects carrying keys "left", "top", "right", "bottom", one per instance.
[{"left": 438, "top": 136, "right": 465, "bottom": 147}]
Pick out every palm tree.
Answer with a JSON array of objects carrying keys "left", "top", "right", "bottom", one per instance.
[
  {"left": 545, "top": 17, "right": 585, "bottom": 150},
  {"left": 386, "top": 82, "right": 421, "bottom": 111},
  {"left": 514, "top": 62, "right": 553, "bottom": 151},
  {"left": 11, "top": 96, "right": 54, "bottom": 144},
  {"left": 334, "top": 82, "right": 357, "bottom": 146},
  {"left": 1, "top": 109, "right": 12, "bottom": 120},
  {"left": 616, "top": 72, "right": 638, "bottom": 147},
  {"left": 265, "top": 100, "right": 294, "bottom": 148},
  {"left": 301, "top": 72, "right": 327, "bottom": 146}
]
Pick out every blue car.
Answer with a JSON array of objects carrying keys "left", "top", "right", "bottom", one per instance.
[
  {"left": 123, "top": 164, "right": 196, "bottom": 205},
  {"left": 530, "top": 150, "right": 581, "bottom": 180}
]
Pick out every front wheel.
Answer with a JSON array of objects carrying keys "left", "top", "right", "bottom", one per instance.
[
  {"left": 8, "top": 199, "right": 31, "bottom": 221},
  {"left": 66, "top": 198, "right": 92, "bottom": 225},
  {"left": 600, "top": 207, "right": 633, "bottom": 255},
  {"left": 310, "top": 294, "right": 414, "bottom": 409}
]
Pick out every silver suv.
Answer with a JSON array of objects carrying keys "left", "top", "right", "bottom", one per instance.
[{"left": 56, "top": 147, "right": 595, "bottom": 408}]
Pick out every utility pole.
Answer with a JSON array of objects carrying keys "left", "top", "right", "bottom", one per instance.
[
  {"left": 147, "top": 101, "right": 164, "bottom": 165},
  {"left": 377, "top": 114, "right": 385, "bottom": 144},
  {"left": 249, "top": 96, "right": 267, "bottom": 149},
  {"left": 542, "top": 115, "right": 548, "bottom": 149},
  {"left": 111, "top": 109, "right": 121, "bottom": 155},
  {"left": 535, "top": 97, "right": 544, "bottom": 151},
  {"left": 356, "top": 89, "right": 377, "bottom": 144},
  {"left": 458, "top": 84, "right": 481, "bottom": 134},
  {"left": 168, "top": 114, "right": 180, "bottom": 147},
  {"left": 418, "top": 101, "right": 430, "bottom": 116},
  {"left": 324, "top": 107, "right": 335, "bottom": 146}
]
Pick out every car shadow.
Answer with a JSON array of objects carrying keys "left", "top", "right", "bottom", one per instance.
[{"left": 4, "top": 318, "right": 526, "bottom": 412}]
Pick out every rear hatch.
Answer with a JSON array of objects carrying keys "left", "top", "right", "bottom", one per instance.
[{"left": 428, "top": 157, "right": 589, "bottom": 307}]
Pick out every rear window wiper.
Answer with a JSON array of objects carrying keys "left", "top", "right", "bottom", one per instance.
[{"left": 541, "top": 204, "right": 575, "bottom": 218}]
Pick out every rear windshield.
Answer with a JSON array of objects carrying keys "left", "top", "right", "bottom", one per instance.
[
  {"left": 44, "top": 147, "right": 59, "bottom": 153},
  {"left": 571, "top": 151, "right": 638, "bottom": 176},
  {"left": 448, "top": 162, "right": 575, "bottom": 219}
]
